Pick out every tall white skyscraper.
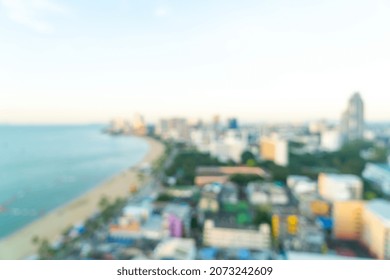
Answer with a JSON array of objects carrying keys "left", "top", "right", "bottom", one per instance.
[{"left": 341, "top": 92, "right": 364, "bottom": 143}]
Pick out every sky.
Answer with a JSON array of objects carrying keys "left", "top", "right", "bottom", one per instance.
[{"left": 1, "top": 0, "right": 390, "bottom": 124}]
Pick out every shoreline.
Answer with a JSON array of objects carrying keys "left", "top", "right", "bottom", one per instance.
[{"left": 0, "top": 137, "right": 165, "bottom": 260}]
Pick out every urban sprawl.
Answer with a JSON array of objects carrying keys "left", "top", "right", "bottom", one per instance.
[{"left": 34, "top": 92, "right": 390, "bottom": 260}]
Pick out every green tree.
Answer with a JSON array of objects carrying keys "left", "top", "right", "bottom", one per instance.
[
  {"left": 98, "top": 196, "right": 110, "bottom": 210},
  {"left": 229, "top": 174, "right": 263, "bottom": 186},
  {"left": 156, "top": 193, "right": 175, "bottom": 202},
  {"left": 38, "top": 239, "right": 55, "bottom": 260},
  {"left": 241, "top": 151, "right": 256, "bottom": 165},
  {"left": 246, "top": 159, "right": 257, "bottom": 167},
  {"left": 372, "top": 146, "right": 388, "bottom": 162},
  {"left": 364, "top": 191, "right": 378, "bottom": 200},
  {"left": 165, "top": 149, "right": 225, "bottom": 185},
  {"left": 253, "top": 205, "right": 272, "bottom": 226}
]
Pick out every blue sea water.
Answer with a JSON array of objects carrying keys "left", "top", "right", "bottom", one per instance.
[{"left": 0, "top": 125, "right": 149, "bottom": 239}]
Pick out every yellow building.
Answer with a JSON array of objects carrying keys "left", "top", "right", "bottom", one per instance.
[
  {"left": 333, "top": 201, "right": 364, "bottom": 240},
  {"left": 132, "top": 113, "right": 147, "bottom": 136},
  {"left": 333, "top": 199, "right": 390, "bottom": 259},
  {"left": 310, "top": 200, "right": 330, "bottom": 216},
  {"left": 259, "top": 137, "right": 288, "bottom": 167},
  {"left": 361, "top": 199, "right": 390, "bottom": 260}
]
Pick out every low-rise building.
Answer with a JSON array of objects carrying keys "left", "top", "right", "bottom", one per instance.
[
  {"left": 109, "top": 221, "right": 142, "bottom": 239},
  {"left": 297, "top": 194, "right": 329, "bottom": 218},
  {"left": 246, "top": 182, "right": 269, "bottom": 205},
  {"left": 219, "top": 183, "right": 238, "bottom": 204},
  {"left": 142, "top": 215, "right": 166, "bottom": 240},
  {"left": 122, "top": 203, "right": 151, "bottom": 222},
  {"left": 287, "top": 175, "right": 312, "bottom": 189},
  {"left": 269, "top": 187, "right": 289, "bottom": 206},
  {"left": 195, "top": 166, "right": 268, "bottom": 186},
  {"left": 362, "top": 163, "right": 390, "bottom": 196},
  {"left": 287, "top": 175, "right": 317, "bottom": 197},
  {"left": 286, "top": 224, "right": 326, "bottom": 253},
  {"left": 247, "top": 182, "right": 289, "bottom": 206},
  {"left": 318, "top": 173, "right": 363, "bottom": 202},
  {"left": 154, "top": 238, "right": 196, "bottom": 260},
  {"left": 198, "top": 183, "right": 222, "bottom": 213},
  {"left": 163, "top": 204, "right": 191, "bottom": 238},
  {"left": 362, "top": 199, "right": 390, "bottom": 260},
  {"left": 203, "top": 220, "right": 271, "bottom": 250}
]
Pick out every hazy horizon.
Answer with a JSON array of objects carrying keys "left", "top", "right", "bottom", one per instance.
[{"left": 1, "top": 0, "right": 390, "bottom": 124}]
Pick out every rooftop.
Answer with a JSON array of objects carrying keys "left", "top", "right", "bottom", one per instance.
[
  {"left": 207, "top": 211, "right": 254, "bottom": 229},
  {"left": 366, "top": 199, "right": 390, "bottom": 225},
  {"left": 375, "top": 163, "right": 390, "bottom": 173},
  {"left": 320, "top": 173, "right": 361, "bottom": 183},
  {"left": 154, "top": 238, "right": 196, "bottom": 260},
  {"left": 164, "top": 203, "right": 191, "bottom": 219},
  {"left": 287, "top": 175, "right": 311, "bottom": 183},
  {"left": 143, "top": 215, "right": 163, "bottom": 231},
  {"left": 196, "top": 166, "right": 267, "bottom": 177}
]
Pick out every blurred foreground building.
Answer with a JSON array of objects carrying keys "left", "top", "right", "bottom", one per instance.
[
  {"left": 362, "top": 199, "right": 390, "bottom": 260},
  {"left": 154, "top": 238, "right": 196, "bottom": 260},
  {"left": 333, "top": 199, "right": 390, "bottom": 259},
  {"left": 333, "top": 200, "right": 364, "bottom": 240}
]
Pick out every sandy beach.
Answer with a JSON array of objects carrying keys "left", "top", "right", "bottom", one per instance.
[{"left": 0, "top": 137, "right": 165, "bottom": 260}]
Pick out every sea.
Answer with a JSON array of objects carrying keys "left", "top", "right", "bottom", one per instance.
[{"left": 0, "top": 125, "right": 149, "bottom": 239}]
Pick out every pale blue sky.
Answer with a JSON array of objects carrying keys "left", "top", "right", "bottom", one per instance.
[{"left": 1, "top": 0, "right": 390, "bottom": 124}]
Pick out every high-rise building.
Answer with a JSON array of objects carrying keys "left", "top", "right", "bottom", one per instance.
[
  {"left": 107, "top": 118, "right": 130, "bottom": 134},
  {"left": 157, "top": 118, "right": 189, "bottom": 142},
  {"left": 260, "top": 136, "right": 289, "bottom": 166},
  {"left": 341, "top": 92, "right": 364, "bottom": 143},
  {"left": 132, "top": 113, "right": 147, "bottom": 136},
  {"left": 212, "top": 115, "right": 220, "bottom": 128},
  {"left": 227, "top": 118, "right": 238, "bottom": 130}
]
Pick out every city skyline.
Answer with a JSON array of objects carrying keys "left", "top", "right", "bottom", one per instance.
[
  {"left": 1, "top": 92, "right": 387, "bottom": 126},
  {"left": 1, "top": 0, "right": 390, "bottom": 124}
]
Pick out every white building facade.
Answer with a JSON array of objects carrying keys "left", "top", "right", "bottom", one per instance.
[{"left": 318, "top": 173, "right": 363, "bottom": 202}]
